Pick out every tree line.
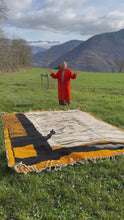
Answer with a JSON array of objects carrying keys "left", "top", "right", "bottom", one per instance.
[
  {"left": 0, "top": 38, "right": 32, "bottom": 72},
  {"left": 0, "top": 0, "right": 32, "bottom": 73}
]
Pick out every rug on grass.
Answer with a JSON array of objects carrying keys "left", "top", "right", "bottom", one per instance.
[{"left": 1, "top": 110, "right": 124, "bottom": 173}]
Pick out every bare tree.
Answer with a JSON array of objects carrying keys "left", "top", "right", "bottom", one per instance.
[
  {"left": 0, "top": 38, "right": 10, "bottom": 72},
  {"left": 0, "top": 0, "right": 7, "bottom": 23},
  {"left": 0, "top": 0, "right": 7, "bottom": 39},
  {"left": 117, "top": 59, "right": 124, "bottom": 73},
  {"left": 0, "top": 1, "right": 32, "bottom": 73},
  {"left": 10, "top": 39, "right": 32, "bottom": 71},
  {"left": 0, "top": 0, "right": 7, "bottom": 72},
  {"left": 0, "top": 38, "right": 32, "bottom": 72}
]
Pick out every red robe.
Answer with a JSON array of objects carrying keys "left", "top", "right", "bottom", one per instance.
[{"left": 51, "top": 68, "right": 77, "bottom": 101}]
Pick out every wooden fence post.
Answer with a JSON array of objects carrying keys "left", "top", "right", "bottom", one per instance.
[
  {"left": 41, "top": 74, "right": 49, "bottom": 89},
  {"left": 41, "top": 49, "right": 50, "bottom": 89}
]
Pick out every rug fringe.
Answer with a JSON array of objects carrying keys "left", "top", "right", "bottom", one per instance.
[{"left": 12, "top": 152, "right": 124, "bottom": 174}]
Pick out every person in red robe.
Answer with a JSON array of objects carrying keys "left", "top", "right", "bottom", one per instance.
[{"left": 49, "top": 62, "right": 79, "bottom": 105}]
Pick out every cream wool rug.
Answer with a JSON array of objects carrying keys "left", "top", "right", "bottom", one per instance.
[
  {"left": 25, "top": 110, "right": 124, "bottom": 148},
  {"left": 1, "top": 110, "right": 124, "bottom": 173}
]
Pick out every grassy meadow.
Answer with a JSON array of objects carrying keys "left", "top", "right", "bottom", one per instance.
[{"left": 0, "top": 68, "right": 124, "bottom": 220}]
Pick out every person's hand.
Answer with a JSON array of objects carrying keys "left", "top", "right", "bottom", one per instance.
[
  {"left": 48, "top": 69, "right": 53, "bottom": 74},
  {"left": 74, "top": 70, "right": 79, "bottom": 75}
]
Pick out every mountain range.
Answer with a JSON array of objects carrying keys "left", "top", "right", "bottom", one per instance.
[
  {"left": 32, "top": 29, "right": 124, "bottom": 72},
  {"left": 32, "top": 40, "right": 82, "bottom": 68}
]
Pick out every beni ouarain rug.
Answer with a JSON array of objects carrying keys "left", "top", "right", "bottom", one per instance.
[{"left": 1, "top": 110, "right": 124, "bottom": 173}]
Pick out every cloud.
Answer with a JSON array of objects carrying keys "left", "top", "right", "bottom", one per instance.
[
  {"left": 28, "top": 40, "right": 61, "bottom": 49},
  {"left": 7, "top": 0, "right": 33, "bottom": 14},
  {"left": 5, "top": 0, "right": 124, "bottom": 37}
]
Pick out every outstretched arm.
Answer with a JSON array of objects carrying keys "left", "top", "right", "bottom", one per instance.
[
  {"left": 49, "top": 69, "right": 59, "bottom": 79},
  {"left": 70, "top": 70, "right": 79, "bottom": 79},
  {"left": 74, "top": 70, "right": 79, "bottom": 75},
  {"left": 48, "top": 69, "right": 53, "bottom": 74}
]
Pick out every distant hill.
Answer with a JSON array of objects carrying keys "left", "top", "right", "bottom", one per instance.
[
  {"left": 28, "top": 40, "right": 60, "bottom": 54},
  {"left": 32, "top": 40, "right": 83, "bottom": 68},
  {"left": 31, "top": 46, "right": 46, "bottom": 54},
  {"left": 32, "top": 29, "right": 124, "bottom": 72}
]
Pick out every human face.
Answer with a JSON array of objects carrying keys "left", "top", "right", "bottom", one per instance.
[{"left": 62, "top": 62, "right": 67, "bottom": 70}]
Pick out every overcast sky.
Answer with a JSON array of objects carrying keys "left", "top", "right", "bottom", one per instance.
[{"left": 1, "top": 0, "right": 124, "bottom": 44}]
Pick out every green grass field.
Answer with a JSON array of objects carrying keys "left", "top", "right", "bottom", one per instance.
[{"left": 0, "top": 68, "right": 124, "bottom": 220}]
